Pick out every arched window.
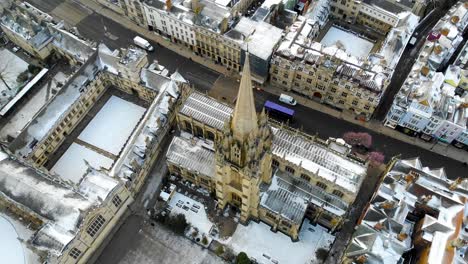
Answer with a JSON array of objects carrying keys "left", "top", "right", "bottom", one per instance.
[
  {"left": 332, "top": 190, "right": 344, "bottom": 198},
  {"left": 285, "top": 166, "right": 295, "bottom": 174},
  {"left": 272, "top": 159, "right": 279, "bottom": 168},
  {"left": 300, "top": 173, "right": 311, "bottom": 182},
  {"left": 316, "top": 182, "right": 327, "bottom": 190}
]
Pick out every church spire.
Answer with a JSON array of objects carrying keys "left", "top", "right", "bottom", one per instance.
[{"left": 231, "top": 54, "right": 258, "bottom": 141}]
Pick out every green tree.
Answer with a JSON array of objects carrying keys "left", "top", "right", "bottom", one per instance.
[
  {"left": 235, "top": 252, "right": 251, "bottom": 264},
  {"left": 215, "top": 245, "right": 225, "bottom": 256}
]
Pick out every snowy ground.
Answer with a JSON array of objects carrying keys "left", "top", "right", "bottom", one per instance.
[
  {"left": 225, "top": 220, "right": 335, "bottom": 264},
  {"left": 168, "top": 192, "right": 213, "bottom": 235},
  {"left": 51, "top": 143, "right": 114, "bottom": 184},
  {"left": 0, "top": 215, "right": 26, "bottom": 264},
  {"left": 0, "top": 49, "right": 29, "bottom": 91},
  {"left": 0, "top": 72, "right": 68, "bottom": 141},
  {"left": 78, "top": 96, "right": 145, "bottom": 155},
  {"left": 320, "top": 26, "right": 374, "bottom": 58}
]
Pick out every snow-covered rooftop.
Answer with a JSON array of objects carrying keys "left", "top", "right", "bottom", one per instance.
[
  {"left": 271, "top": 127, "right": 366, "bottom": 193},
  {"left": 179, "top": 91, "right": 233, "bottom": 130},
  {"left": 346, "top": 157, "right": 468, "bottom": 263},
  {"left": 10, "top": 52, "right": 102, "bottom": 158},
  {"left": 261, "top": 170, "right": 348, "bottom": 223},
  {"left": 111, "top": 76, "right": 183, "bottom": 183},
  {"left": 226, "top": 17, "right": 283, "bottom": 61},
  {"left": 166, "top": 133, "right": 216, "bottom": 178},
  {"left": 178, "top": 92, "right": 367, "bottom": 193},
  {"left": 0, "top": 150, "right": 122, "bottom": 257}
]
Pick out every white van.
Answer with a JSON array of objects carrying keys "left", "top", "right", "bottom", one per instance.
[
  {"left": 133, "top": 36, "right": 154, "bottom": 51},
  {"left": 279, "top": 94, "right": 297, "bottom": 106}
]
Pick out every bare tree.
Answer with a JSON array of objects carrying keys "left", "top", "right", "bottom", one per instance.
[{"left": 0, "top": 59, "right": 12, "bottom": 90}]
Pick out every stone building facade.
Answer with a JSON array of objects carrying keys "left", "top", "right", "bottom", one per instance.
[
  {"left": 0, "top": 153, "right": 133, "bottom": 264},
  {"left": 166, "top": 56, "right": 368, "bottom": 240}
]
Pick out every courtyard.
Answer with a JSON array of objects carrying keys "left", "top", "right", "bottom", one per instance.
[
  {"left": 47, "top": 87, "right": 148, "bottom": 183},
  {"left": 319, "top": 26, "right": 375, "bottom": 58},
  {"left": 162, "top": 182, "right": 335, "bottom": 264}
]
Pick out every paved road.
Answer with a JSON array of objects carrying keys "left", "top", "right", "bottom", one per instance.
[
  {"left": 26, "top": 0, "right": 467, "bottom": 179},
  {"left": 26, "top": 0, "right": 220, "bottom": 92},
  {"left": 252, "top": 90, "right": 466, "bottom": 178}
]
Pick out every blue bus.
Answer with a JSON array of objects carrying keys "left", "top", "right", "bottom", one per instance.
[{"left": 264, "top": 100, "right": 294, "bottom": 120}]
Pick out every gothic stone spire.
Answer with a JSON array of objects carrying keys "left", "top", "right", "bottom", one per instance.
[{"left": 231, "top": 54, "right": 258, "bottom": 141}]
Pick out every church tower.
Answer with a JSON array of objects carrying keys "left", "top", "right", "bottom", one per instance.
[{"left": 215, "top": 55, "right": 272, "bottom": 223}]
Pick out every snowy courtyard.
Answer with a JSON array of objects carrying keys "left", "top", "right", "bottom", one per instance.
[
  {"left": 320, "top": 26, "right": 374, "bottom": 58},
  {"left": 78, "top": 96, "right": 146, "bottom": 155},
  {"left": 168, "top": 192, "right": 213, "bottom": 235},
  {"left": 51, "top": 143, "right": 114, "bottom": 183},
  {"left": 225, "top": 220, "right": 335, "bottom": 264},
  {"left": 0, "top": 49, "right": 29, "bottom": 91}
]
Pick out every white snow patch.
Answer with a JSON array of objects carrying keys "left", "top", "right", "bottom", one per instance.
[
  {"left": 78, "top": 170, "right": 119, "bottom": 202},
  {"left": 78, "top": 96, "right": 146, "bottom": 155},
  {"left": 320, "top": 26, "right": 374, "bottom": 59},
  {"left": 225, "top": 220, "right": 335, "bottom": 264},
  {"left": 0, "top": 216, "right": 25, "bottom": 264},
  {"left": 51, "top": 143, "right": 114, "bottom": 184},
  {"left": 168, "top": 192, "right": 213, "bottom": 235}
]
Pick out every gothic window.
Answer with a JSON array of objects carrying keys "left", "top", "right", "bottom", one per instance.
[
  {"left": 87, "top": 215, "right": 106, "bottom": 237},
  {"left": 332, "top": 190, "right": 344, "bottom": 198},
  {"left": 232, "top": 193, "right": 242, "bottom": 203},
  {"left": 316, "top": 182, "right": 327, "bottom": 190},
  {"left": 285, "top": 166, "right": 295, "bottom": 174},
  {"left": 207, "top": 131, "right": 215, "bottom": 141},
  {"left": 272, "top": 159, "right": 279, "bottom": 168},
  {"left": 69, "top": 248, "right": 82, "bottom": 260},
  {"left": 184, "top": 121, "right": 192, "bottom": 133},
  {"left": 300, "top": 173, "right": 311, "bottom": 182}
]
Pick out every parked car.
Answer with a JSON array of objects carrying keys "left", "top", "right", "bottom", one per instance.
[
  {"left": 12, "top": 46, "right": 20, "bottom": 52},
  {"left": 279, "top": 93, "right": 297, "bottom": 106}
]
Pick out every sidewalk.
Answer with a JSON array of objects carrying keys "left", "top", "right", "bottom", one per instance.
[
  {"left": 85, "top": 0, "right": 468, "bottom": 164},
  {"left": 79, "top": 0, "right": 231, "bottom": 77}
]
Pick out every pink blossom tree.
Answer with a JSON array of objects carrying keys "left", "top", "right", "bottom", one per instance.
[
  {"left": 342, "top": 132, "right": 373, "bottom": 149},
  {"left": 368, "top": 151, "right": 385, "bottom": 165}
]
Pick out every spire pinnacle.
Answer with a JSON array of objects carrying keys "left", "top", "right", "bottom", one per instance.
[{"left": 231, "top": 54, "right": 258, "bottom": 141}]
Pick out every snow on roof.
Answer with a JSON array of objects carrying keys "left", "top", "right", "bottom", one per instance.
[
  {"left": 0, "top": 149, "right": 122, "bottom": 257},
  {"left": 111, "top": 75, "right": 181, "bottom": 182},
  {"left": 348, "top": 157, "right": 468, "bottom": 263},
  {"left": 51, "top": 23, "right": 95, "bottom": 63},
  {"left": 179, "top": 92, "right": 233, "bottom": 130},
  {"left": 78, "top": 169, "right": 119, "bottom": 202},
  {"left": 230, "top": 17, "right": 283, "bottom": 60},
  {"left": 166, "top": 135, "right": 216, "bottom": 178},
  {"left": 271, "top": 127, "right": 367, "bottom": 193},
  {"left": 10, "top": 52, "right": 102, "bottom": 158},
  {"left": 0, "top": 153, "right": 95, "bottom": 254}
]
